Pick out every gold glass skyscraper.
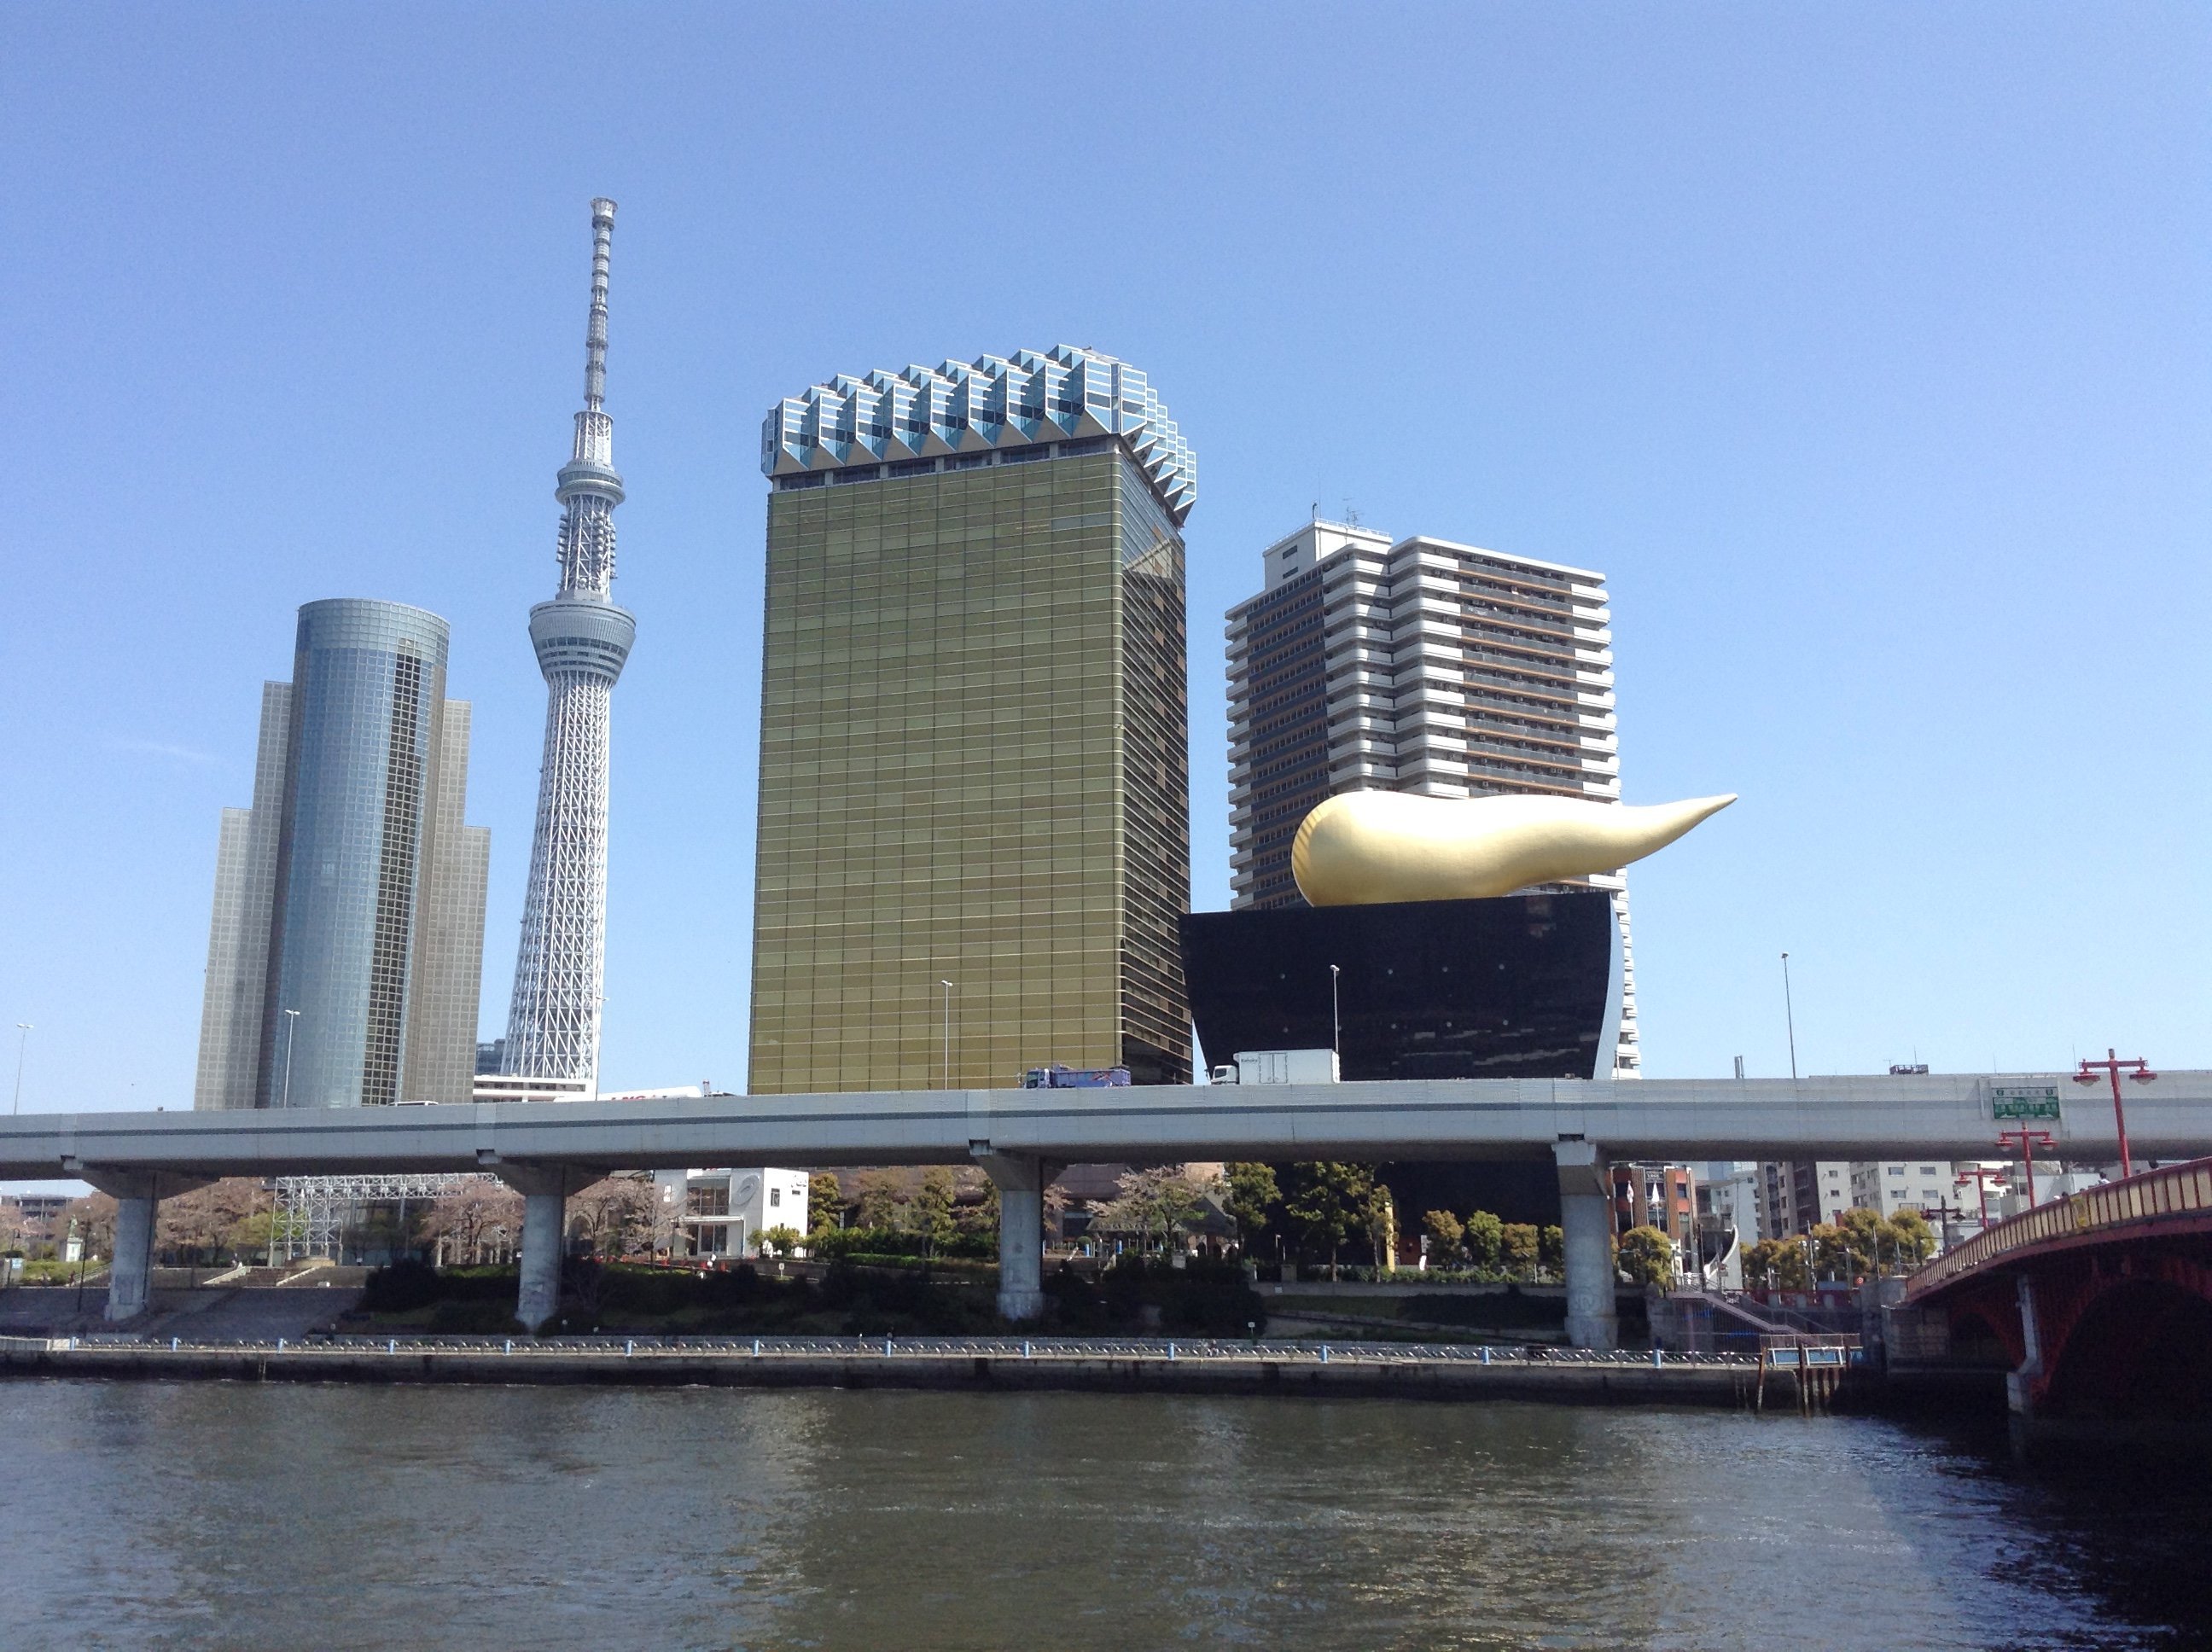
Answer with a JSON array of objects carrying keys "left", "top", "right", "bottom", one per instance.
[{"left": 749, "top": 346, "right": 1194, "bottom": 1091}]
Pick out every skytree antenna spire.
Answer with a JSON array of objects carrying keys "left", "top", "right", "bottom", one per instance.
[{"left": 503, "top": 198, "right": 634, "bottom": 1092}]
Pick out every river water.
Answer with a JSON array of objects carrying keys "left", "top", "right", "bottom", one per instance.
[{"left": 5, "top": 1381, "right": 2209, "bottom": 1649}]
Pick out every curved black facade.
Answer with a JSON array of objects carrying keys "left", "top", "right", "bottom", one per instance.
[{"left": 1178, "top": 893, "right": 1620, "bottom": 1084}]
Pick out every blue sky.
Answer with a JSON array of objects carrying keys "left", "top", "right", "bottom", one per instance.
[{"left": 3, "top": 3, "right": 2207, "bottom": 1114}]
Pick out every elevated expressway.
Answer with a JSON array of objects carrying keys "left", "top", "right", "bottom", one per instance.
[{"left": 9, "top": 1072, "right": 2212, "bottom": 1347}]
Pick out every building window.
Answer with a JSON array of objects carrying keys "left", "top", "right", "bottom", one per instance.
[{"left": 769, "top": 1187, "right": 781, "bottom": 1207}]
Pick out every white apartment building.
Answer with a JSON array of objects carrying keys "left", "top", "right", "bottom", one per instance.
[
  {"left": 1225, "top": 521, "right": 1639, "bottom": 1073},
  {"left": 1849, "top": 1160, "right": 1959, "bottom": 1219}
]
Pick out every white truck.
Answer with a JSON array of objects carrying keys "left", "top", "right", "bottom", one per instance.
[{"left": 1208, "top": 1048, "right": 1340, "bottom": 1085}]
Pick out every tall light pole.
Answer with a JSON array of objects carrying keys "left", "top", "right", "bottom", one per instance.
[
  {"left": 2072, "top": 1048, "right": 2156, "bottom": 1180},
  {"left": 280, "top": 1008, "right": 301, "bottom": 1108},
  {"left": 1955, "top": 1163, "right": 2001, "bottom": 1229},
  {"left": 10, "top": 1023, "right": 28, "bottom": 1115},
  {"left": 939, "top": 980, "right": 953, "bottom": 1089},
  {"left": 1328, "top": 964, "right": 1342, "bottom": 1061},
  {"left": 1780, "top": 953, "right": 1799, "bottom": 1081},
  {"left": 1997, "top": 1127, "right": 2056, "bottom": 1207}
]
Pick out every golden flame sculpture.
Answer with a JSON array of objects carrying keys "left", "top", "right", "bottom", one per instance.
[{"left": 1290, "top": 791, "right": 1736, "bottom": 907}]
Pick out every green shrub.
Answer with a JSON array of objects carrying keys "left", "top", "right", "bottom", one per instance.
[
  {"left": 360, "top": 1258, "right": 442, "bottom": 1313},
  {"left": 428, "top": 1299, "right": 526, "bottom": 1335}
]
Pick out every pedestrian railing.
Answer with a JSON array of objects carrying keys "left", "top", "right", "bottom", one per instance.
[
  {"left": 1905, "top": 1156, "right": 2212, "bottom": 1299},
  {"left": 1, "top": 1330, "right": 1763, "bottom": 1368}
]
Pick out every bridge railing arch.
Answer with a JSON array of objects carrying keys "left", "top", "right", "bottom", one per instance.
[{"left": 1904, "top": 1157, "right": 2212, "bottom": 1300}]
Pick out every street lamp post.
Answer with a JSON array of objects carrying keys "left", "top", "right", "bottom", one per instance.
[
  {"left": 1780, "top": 953, "right": 1798, "bottom": 1081},
  {"left": 280, "top": 1009, "right": 301, "bottom": 1108},
  {"left": 1328, "top": 964, "right": 1342, "bottom": 1062},
  {"left": 1997, "top": 1128, "right": 2056, "bottom": 1207},
  {"left": 10, "top": 1022, "right": 30, "bottom": 1115},
  {"left": 939, "top": 980, "right": 953, "bottom": 1089},
  {"left": 1955, "top": 1164, "right": 2001, "bottom": 1230},
  {"left": 1929, "top": 1196, "right": 1969, "bottom": 1254},
  {"left": 2072, "top": 1048, "right": 2157, "bottom": 1180}
]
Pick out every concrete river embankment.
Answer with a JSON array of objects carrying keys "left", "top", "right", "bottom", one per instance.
[{"left": 1, "top": 1332, "right": 1764, "bottom": 1405}]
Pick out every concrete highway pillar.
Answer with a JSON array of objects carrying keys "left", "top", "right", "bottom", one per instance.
[
  {"left": 2006, "top": 1272, "right": 2047, "bottom": 1435},
  {"left": 1555, "top": 1139, "right": 1618, "bottom": 1351},
  {"left": 78, "top": 1169, "right": 213, "bottom": 1323},
  {"left": 492, "top": 1165, "right": 597, "bottom": 1333},
  {"left": 107, "top": 1182, "right": 157, "bottom": 1323},
  {"left": 975, "top": 1152, "right": 1063, "bottom": 1322}
]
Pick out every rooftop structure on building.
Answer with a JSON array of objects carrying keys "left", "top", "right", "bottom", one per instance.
[
  {"left": 193, "top": 599, "right": 489, "bottom": 1110},
  {"left": 749, "top": 344, "right": 1194, "bottom": 1092},
  {"left": 762, "top": 344, "right": 1195, "bottom": 522},
  {"left": 1223, "top": 521, "right": 1639, "bottom": 1073}
]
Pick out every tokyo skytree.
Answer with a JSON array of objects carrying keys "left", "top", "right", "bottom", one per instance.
[{"left": 502, "top": 198, "right": 633, "bottom": 1090}]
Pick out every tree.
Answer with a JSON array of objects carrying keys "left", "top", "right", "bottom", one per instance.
[
  {"left": 422, "top": 1178, "right": 524, "bottom": 1265},
  {"left": 1365, "top": 1184, "right": 1398, "bottom": 1274},
  {"left": 913, "top": 1167, "right": 958, "bottom": 1256},
  {"left": 1499, "top": 1222, "right": 1540, "bottom": 1282},
  {"left": 1743, "top": 1236, "right": 1811, "bottom": 1292},
  {"left": 156, "top": 1178, "right": 263, "bottom": 1264},
  {"left": 1835, "top": 1207, "right": 1888, "bottom": 1277},
  {"left": 807, "top": 1173, "right": 846, "bottom": 1236},
  {"left": 1282, "top": 1163, "right": 1375, "bottom": 1280},
  {"left": 570, "top": 1176, "right": 656, "bottom": 1259},
  {"left": 1224, "top": 1163, "right": 1280, "bottom": 1248},
  {"left": 226, "top": 1207, "right": 301, "bottom": 1263},
  {"left": 61, "top": 1194, "right": 117, "bottom": 1262},
  {"left": 1807, "top": 1223, "right": 1852, "bottom": 1282},
  {"left": 853, "top": 1170, "right": 905, "bottom": 1231},
  {"left": 1462, "top": 1210, "right": 1505, "bottom": 1273},
  {"left": 1887, "top": 1208, "right": 1936, "bottom": 1267},
  {"left": 1097, "top": 1166, "right": 1214, "bottom": 1256},
  {"left": 953, "top": 1176, "right": 1000, "bottom": 1240},
  {"left": 1539, "top": 1225, "right": 1564, "bottom": 1282},
  {"left": 1615, "top": 1224, "right": 1673, "bottom": 1288},
  {"left": 1422, "top": 1208, "right": 1464, "bottom": 1265},
  {"left": 758, "top": 1225, "right": 803, "bottom": 1259}
]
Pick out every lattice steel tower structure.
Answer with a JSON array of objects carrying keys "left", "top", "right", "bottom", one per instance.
[{"left": 502, "top": 198, "right": 633, "bottom": 1091}]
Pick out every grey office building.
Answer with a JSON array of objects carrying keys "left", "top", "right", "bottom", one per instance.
[{"left": 193, "top": 599, "right": 490, "bottom": 1109}]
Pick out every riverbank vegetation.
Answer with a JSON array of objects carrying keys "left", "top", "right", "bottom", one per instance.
[{"left": 348, "top": 1254, "right": 1265, "bottom": 1340}]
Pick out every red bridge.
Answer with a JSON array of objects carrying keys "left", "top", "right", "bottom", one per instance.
[{"left": 1895, "top": 1158, "right": 2212, "bottom": 1447}]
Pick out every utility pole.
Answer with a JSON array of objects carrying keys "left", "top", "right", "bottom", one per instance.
[
  {"left": 1780, "top": 953, "right": 1798, "bottom": 1081},
  {"left": 10, "top": 1022, "right": 29, "bottom": 1115},
  {"left": 2072, "top": 1048, "right": 2156, "bottom": 1180}
]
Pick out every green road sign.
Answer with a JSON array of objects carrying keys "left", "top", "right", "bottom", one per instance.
[{"left": 1991, "top": 1086, "right": 2061, "bottom": 1121}]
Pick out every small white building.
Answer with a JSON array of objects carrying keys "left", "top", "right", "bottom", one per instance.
[{"left": 655, "top": 1167, "right": 809, "bottom": 1259}]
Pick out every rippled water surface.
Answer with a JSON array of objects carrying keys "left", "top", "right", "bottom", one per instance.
[{"left": 6, "top": 1381, "right": 2210, "bottom": 1649}]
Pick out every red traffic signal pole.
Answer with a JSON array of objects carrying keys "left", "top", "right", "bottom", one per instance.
[
  {"left": 1997, "top": 1128, "right": 2056, "bottom": 1206},
  {"left": 2072, "top": 1049, "right": 2157, "bottom": 1179}
]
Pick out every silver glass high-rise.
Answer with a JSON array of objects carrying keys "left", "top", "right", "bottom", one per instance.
[{"left": 193, "top": 598, "right": 490, "bottom": 1109}]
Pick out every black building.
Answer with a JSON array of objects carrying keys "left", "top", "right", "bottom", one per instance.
[
  {"left": 1179, "top": 891, "right": 1623, "bottom": 1225},
  {"left": 1178, "top": 892, "right": 1620, "bottom": 1084}
]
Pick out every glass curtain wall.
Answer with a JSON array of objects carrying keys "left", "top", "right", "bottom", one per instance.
[
  {"left": 259, "top": 600, "right": 449, "bottom": 1108},
  {"left": 750, "top": 446, "right": 1190, "bottom": 1092}
]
